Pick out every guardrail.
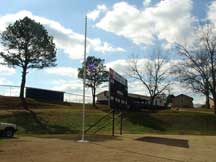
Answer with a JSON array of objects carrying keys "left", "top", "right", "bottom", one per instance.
[{"left": 0, "top": 85, "right": 92, "bottom": 104}]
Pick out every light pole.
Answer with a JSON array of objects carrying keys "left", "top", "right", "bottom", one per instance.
[{"left": 78, "top": 16, "right": 88, "bottom": 142}]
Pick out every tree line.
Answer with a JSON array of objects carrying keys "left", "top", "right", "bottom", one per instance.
[
  {"left": 128, "top": 24, "right": 216, "bottom": 114},
  {"left": 0, "top": 17, "right": 216, "bottom": 113},
  {"left": 0, "top": 17, "right": 108, "bottom": 107}
]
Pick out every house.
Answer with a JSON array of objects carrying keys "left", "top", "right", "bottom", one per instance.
[
  {"left": 209, "top": 98, "right": 215, "bottom": 109},
  {"left": 96, "top": 91, "right": 165, "bottom": 109},
  {"left": 127, "top": 93, "right": 149, "bottom": 107},
  {"left": 172, "top": 94, "right": 193, "bottom": 108},
  {"left": 165, "top": 94, "right": 175, "bottom": 108},
  {"left": 96, "top": 91, "right": 109, "bottom": 104}
]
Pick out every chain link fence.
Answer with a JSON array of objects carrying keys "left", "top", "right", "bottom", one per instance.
[{"left": 0, "top": 85, "right": 92, "bottom": 104}]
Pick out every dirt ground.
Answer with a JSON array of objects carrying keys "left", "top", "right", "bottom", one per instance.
[{"left": 0, "top": 134, "right": 216, "bottom": 162}]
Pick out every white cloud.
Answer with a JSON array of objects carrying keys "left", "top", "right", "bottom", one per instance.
[
  {"left": 45, "top": 67, "right": 78, "bottom": 78},
  {"left": 0, "top": 65, "right": 16, "bottom": 76},
  {"left": 0, "top": 10, "right": 124, "bottom": 60},
  {"left": 0, "top": 78, "right": 13, "bottom": 85},
  {"left": 106, "top": 59, "right": 130, "bottom": 75},
  {"left": 0, "top": 58, "right": 16, "bottom": 76},
  {"left": 87, "top": 4, "right": 107, "bottom": 21},
  {"left": 96, "top": 0, "right": 194, "bottom": 46},
  {"left": 106, "top": 57, "right": 180, "bottom": 76},
  {"left": 51, "top": 79, "right": 83, "bottom": 92},
  {"left": 143, "top": 0, "right": 151, "bottom": 7},
  {"left": 208, "top": 1, "right": 216, "bottom": 23},
  {"left": 89, "top": 38, "right": 125, "bottom": 53}
]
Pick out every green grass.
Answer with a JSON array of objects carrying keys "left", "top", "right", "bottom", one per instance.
[
  {"left": 0, "top": 97, "right": 216, "bottom": 135},
  {"left": 0, "top": 138, "right": 5, "bottom": 144},
  {"left": 123, "top": 111, "right": 216, "bottom": 135}
]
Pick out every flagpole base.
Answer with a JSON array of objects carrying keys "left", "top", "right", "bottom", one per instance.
[{"left": 77, "top": 139, "right": 88, "bottom": 143}]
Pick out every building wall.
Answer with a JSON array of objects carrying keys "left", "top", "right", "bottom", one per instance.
[
  {"left": 96, "top": 91, "right": 108, "bottom": 104},
  {"left": 26, "top": 87, "right": 64, "bottom": 102},
  {"left": 96, "top": 91, "right": 165, "bottom": 107},
  {"left": 172, "top": 95, "right": 193, "bottom": 108},
  {"left": 152, "top": 97, "right": 165, "bottom": 107},
  {"left": 209, "top": 98, "right": 214, "bottom": 109}
]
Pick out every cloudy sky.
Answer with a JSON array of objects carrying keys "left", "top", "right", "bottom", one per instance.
[{"left": 0, "top": 0, "right": 215, "bottom": 104}]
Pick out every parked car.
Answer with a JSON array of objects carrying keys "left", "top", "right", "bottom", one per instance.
[{"left": 0, "top": 122, "right": 17, "bottom": 138}]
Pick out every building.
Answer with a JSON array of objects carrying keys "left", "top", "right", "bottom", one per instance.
[
  {"left": 96, "top": 91, "right": 109, "bottom": 104},
  {"left": 96, "top": 91, "right": 165, "bottom": 109},
  {"left": 128, "top": 93, "right": 165, "bottom": 109},
  {"left": 209, "top": 98, "right": 215, "bottom": 109},
  {"left": 26, "top": 87, "right": 64, "bottom": 102},
  {"left": 172, "top": 94, "right": 193, "bottom": 108}
]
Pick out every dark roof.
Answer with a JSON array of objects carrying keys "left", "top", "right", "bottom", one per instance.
[
  {"left": 26, "top": 87, "right": 64, "bottom": 93},
  {"left": 175, "top": 94, "right": 193, "bottom": 100},
  {"left": 96, "top": 91, "right": 108, "bottom": 96}
]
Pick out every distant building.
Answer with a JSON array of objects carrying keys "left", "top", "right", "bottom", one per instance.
[
  {"left": 96, "top": 91, "right": 109, "bottom": 104},
  {"left": 96, "top": 91, "right": 165, "bottom": 109},
  {"left": 172, "top": 94, "right": 193, "bottom": 108},
  {"left": 127, "top": 93, "right": 149, "bottom": 108},
  {"left": 209, "top": 98, "right": 215, "bottom": 109},
  {"left": 26, "top": 87, "right": 64, "bottom": 102},
  {"left": 165, "top": 94, "right": 175, "bottom": 108}
]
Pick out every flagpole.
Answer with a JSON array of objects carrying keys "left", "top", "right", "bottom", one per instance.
[{"left": 79, "top": 15, "right": 88, "bottom": 142}]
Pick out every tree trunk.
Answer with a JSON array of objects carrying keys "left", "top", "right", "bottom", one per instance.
[
  {"left": 150, "top": 96, "right": 154, "bottom": 107},
  {"left": 214, "top": 98, "right": 216, "bottom": 114},
  {"left": 205, "top": 93, "right": 210, "bottom": 109},
  {"left": 20, "top": 67, "right": 27, "bottom": 99},
  {"left": 92, "top": 87, "right": 96, "bottom": 107},
  {"left": 212, "top": 91, "right": 216, "bottom": 114}
]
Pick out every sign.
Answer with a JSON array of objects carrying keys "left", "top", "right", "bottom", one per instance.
[{"left": 109, "top": 68, "right": 128, "bottom": 110}]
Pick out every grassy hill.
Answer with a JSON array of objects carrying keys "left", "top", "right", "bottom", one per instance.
[{"left": 0, "top": 96, "right": 216, "bottom": 135}]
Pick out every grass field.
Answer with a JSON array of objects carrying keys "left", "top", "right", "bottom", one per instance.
[
  {"left": 0, "top": 96, "right": 216, "bottom": 135},
  {"left": 1, "top": 96, "right": 216, "bottom": 162},
  {"left": 0, "top": 139, "right": 4, "bottom": 144}
]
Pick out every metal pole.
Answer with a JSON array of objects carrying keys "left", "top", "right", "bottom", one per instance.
[
  {"left": 108, "top": 69, "right": 111, "bottom": 109},
  {"left": 80, "top": 16, "right": 87, "bottom": 142},
  {"left": 109, "top": 69, "right": 115, "bottom": 136},
  {"left": 120, "top": 111, "right": 123, "bottom": 135},
  {"left": 112, "top": 109, "right": 115, "bottom": 136}
]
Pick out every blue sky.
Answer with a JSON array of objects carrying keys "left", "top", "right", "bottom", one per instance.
[{"left": 0, "top": 0, "right": 216, "bottom": 104}]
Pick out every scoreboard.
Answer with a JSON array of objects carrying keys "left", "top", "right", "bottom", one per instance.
[{"left": 109, "top": 68, "right": 128, "bottom": 111}]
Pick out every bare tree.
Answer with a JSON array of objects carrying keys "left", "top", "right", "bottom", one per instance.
[
  {"left": 128, "top": 49, "right": 170, "bottom": 106},
  {"left": 176, "top": 24, "right": 216, "bottom": 113},
  {"left": 173, "top": 57, "right": 211, "bottom": 108}
]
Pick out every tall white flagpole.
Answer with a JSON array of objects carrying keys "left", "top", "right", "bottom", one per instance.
[{"left": 79, "top": 16, "right": 88, "bottom": 142}]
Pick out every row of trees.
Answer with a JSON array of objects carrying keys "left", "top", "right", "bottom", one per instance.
[
  {"left": 0, "top": 17, "right": 216, "bottom": 113},
  {"left": 127, "top": 24, "right": 216, "bottom": 114},
  {"left": 0, "top": 17, "right": 108, "bottom": 107}
]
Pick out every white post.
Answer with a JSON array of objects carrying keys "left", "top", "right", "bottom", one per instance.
[{"left": 79, "top": 16, "right": 88, "bottom": 142}]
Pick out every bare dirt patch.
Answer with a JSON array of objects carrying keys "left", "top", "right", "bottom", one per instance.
[{"left": 0, "top": 134, "right": 216, "bottom": 162}]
